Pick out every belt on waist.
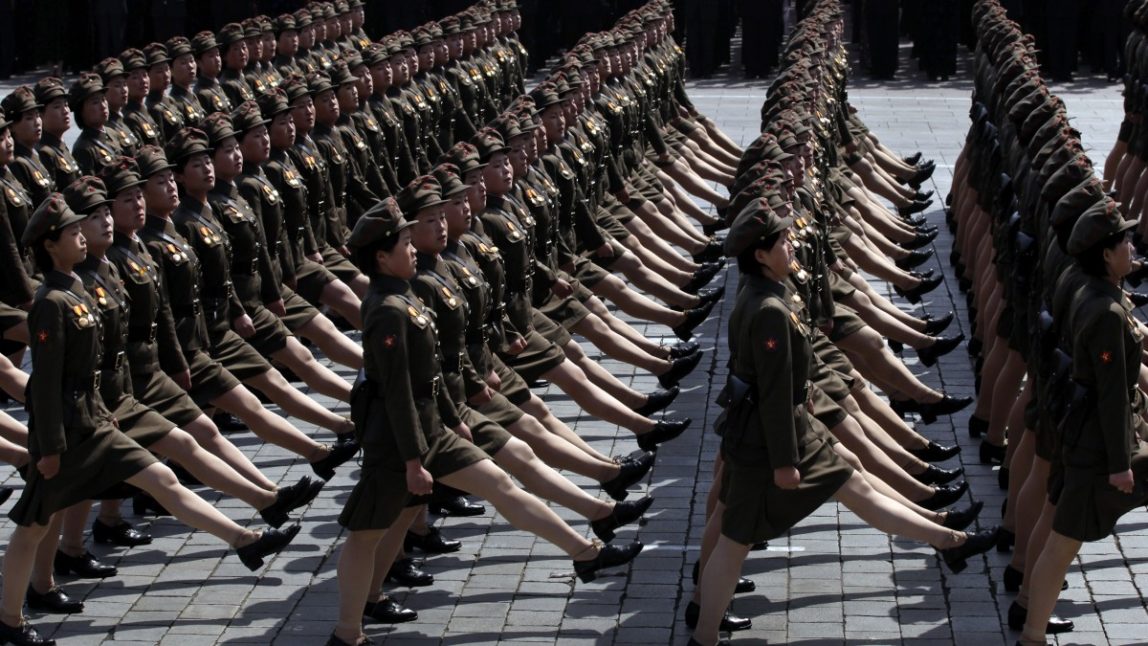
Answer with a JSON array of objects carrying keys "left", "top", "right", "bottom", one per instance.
[
  {"left": 441, "top": 353, "right": 463, "bottom": 373},
  {"left": 128, "top": 322, "right": 158, "bottom": 343},
  {"left": 171, "top": 303, "right": 201, "bottom": 318},
  {"left": 412, "top": 376, "right": 441, "bottom": 400},
  {"left": 63, "top": 371, "right": 101, "bottom": 392},
  {"left": 100, "top": 351, "right": 126, "bottom": 373}
]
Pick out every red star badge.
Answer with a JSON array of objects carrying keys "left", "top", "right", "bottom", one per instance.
[
  {"left": 1101, "top": 351, "right": 1113, "bottom": 364},
  {"left": 383, "top": 335, "right": 396, "bottom": 349},
  {"left": 37, "top": 330, "right": 48, "bottom": 343},
  {"left": 765, "top": 338, "right": 778, "bottom": 351}
]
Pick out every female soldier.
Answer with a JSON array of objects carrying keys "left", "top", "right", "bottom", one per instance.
[
  {"left": 0, "top": 107, "right": 36, "bottom": 360},
  {"left": 1019, "top": 202, "right": 1148, "bottom": 645},
  {"left": 689, "top": 202, "right": 999, "bottom": 646},
  {"left": 0, "top": 195, "right": 298, "bottom": 646},
  {"left": 135, "top": 143, "right": 357, "bottom": 481},
  {"left": 1, "top": 88, "right": 55, "bottom": 211},
  {"left": 328, "top": 200, "right": 643, "bottom": 646}
]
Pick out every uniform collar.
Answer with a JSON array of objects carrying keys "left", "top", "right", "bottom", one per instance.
[
  {"left": 45, "top": 269, "right": 82, "bottom": 291},
  {"left": 744, "top": 272, "right": 788, "bottom": 298},
  {"left": 370, "top": 273, "right": 410, "bottom": 294}
]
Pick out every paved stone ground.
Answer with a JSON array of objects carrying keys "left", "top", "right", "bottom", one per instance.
[{"left": 0, "top": 34, "right": 1138, "bottom": 646}]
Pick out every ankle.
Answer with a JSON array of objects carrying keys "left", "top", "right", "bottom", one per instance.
[
  {"left": 573, "top": 539, "right": 603, "bottom": 561},
  {"left": 308, "top": 444, "right": 330, "bottom": 462},
  {"left": 232, "top": 529, "right": 259, "bottom": 549}
]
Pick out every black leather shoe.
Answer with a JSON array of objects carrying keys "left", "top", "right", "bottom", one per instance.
[
  {"left": 919, "top": 481, "right": 969, "bottom": 511},
  {"left": 915, "top": 189, "right": 935, "bottom": 201},
  {"left": 980, "top": 440, "right": 1007, "bottom": 465},
  {"left": 54, "top": 550, "right": 117, "bottom": 578},
  {"left": 0, "top": 620, "right": 55, "bottom": 646},
  {"left": 92, "top": 519, "right": 152, "bottom": 546},
  {"left": 894, "top": 274, "right": 943, "bottom": 304},
  {"left": 913, "top": 464, "right": 965, "bottom": 486},
  {"left": 702, "top": 220, "right": 729, "bottom": 236},
  {"left": 658, "top": 352, "right": 702, "bottom": 388},
  {"left": 669, "top": 340, "right": 700, "bottom": 359},
  {"left": 941, "top": 501, "right": 983, "bottom": 531},
  {"left": 1007, "top": 601, "right": 1074, "bottom": 633},
  {"left": 573, "top": 540, "right": 643, "bottom": 582},
  {"left": 997, "top": 527, "right": 1015, "bottom": 552},
  {"left": 909, "top": 268, "right": 936, "bottom": 282},
  {"left": 895, "top": 249, "right": 934, "bottom": 270},
  {"left": 914, "top": 395, "right": 973, "bottom": 424},
  {"left": 0, "top": 486, "right": 12, "bottom": 507},
  {"left": 404, "top": 526, "right": 461, "bottom": 554},
  {"left": 236, "top": 524, "right": 300, "bottom": 570},
  {"left": 903, "top": 152, "right": 923, "bottom": 165},
  {"left": 684, "top": 600, "right": 752, "bottom": 631},
  {"left": 906, "top": 441, "right": 961, "bottom": 462},
  {"left": 999, "top": 466, "right": 1011, "bottom": 490},
  {"left": 908, "top": 164, "right": 936, "bottom": 187},
  {"left": 968, "top": 415, "right": 989, "bottom": 438},
  {"left": 681, "top": 269, "right": 716, "bottom": 294},
  {"left": 897, "top": 200, "right": 933, "bottom": 217},
  {"left": 637, "top": 418, "right": 691, "bottom": 452},
  {"left": 690, "top": 561, "right": 755, "bottom": 593},
  {"left": 694, "top": 285, "right": 725, "bottom": 305},
  {"left": 601, "top": 452, "right": 655, "bottom": 501},
  {"left": 429, "top": 494, "right": 486, "bottom": 517},
  {"left": 636, "top": 386, "right": 680, "bottom": 416},
  {"left": 940, "top": 526, "right": 999, "bottom": 573},
  {"left": 132, "top": 492, "right": 170, "bottom": 517},
  {"left": 691, "top": 241, "right": 724, "bottom": 264},
  {"left": 363, "top": 596, "right": 417, "bottom": 624},
  {"left": 26, "top": 585, "right": 83, "bottom": 614},
  {"left": 917, "top": 334, "right": 964, "bottom": 367},
  {"left": 386, "top": 557, "right": 434, "bottom": 587},
  {"left": 260, "top": 475, "right": 325, "bottom": 528},
  {"left": 923, "top": 311, "right": 955, "bottom": 335},
  {"left": 1002, "top": 565, "right": 1068, "bottom": 593},
  {"left": 310, "top": 436, "right": 361, "bottom": 480},
  {"left": 903, "top": 229, "right": 939, "bottom": 250},
  {"left": 672, "top": 301, "right": 714, "bottom": 341},
  {"left": 592, "top": 496, "right": 654, "bottom": 542}
]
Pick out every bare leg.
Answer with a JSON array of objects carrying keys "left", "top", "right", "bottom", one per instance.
[
  {"left": 563, "top": 340, "right": 647, "bottom": 407},
  {"left": 504, "top": 415, "right": 618, "bottom": 482},
  {"left": 210, "top": 385, "right": 330, "bottom": 461},
  {"left": 517, "top": 394, "right": 616, "bottom": 464},
  {"left": 319, "top": 280, "right": 363, "bottom": 329},
  {"left": 542, "top": 360, "right": 655, "bottom": 433},
  {"left": 243, "top": 369, "right": 353, "bottom": 432},
  {"left": 271, "top": 338, "right": 353, "bottom": 401},
  {"left": 181, "top": 414, "right": 277, "bottom": 490},
  {"left": 570, "top": 315, "right": 671, "bottom": 376},
  {"left": 1021, "top": 531, "right": 1081, "bottom": 644},
  {"left": 151, "top": 430, "right": 277, "bottom": 510},
  {"left": 294, "top": 314, "right": 363, "bottom": 369},
  {"left": 492, "top": 438, "right": 613, "bottom": 520},
  {"left": 590, "top": 273, "right": 686, "bottom": 328}
]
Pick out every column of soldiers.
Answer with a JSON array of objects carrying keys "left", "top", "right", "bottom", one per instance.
[
  {"left": 950, "top": 2, "right": 1148, "bottom": 644},
  {"left": 691, "top": 2, "right": 1006, "bottom": 642},
  {"left": 0, "top": 0, "right": 765, "bottom": 644}
]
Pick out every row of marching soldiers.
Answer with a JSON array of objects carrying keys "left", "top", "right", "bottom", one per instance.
[
  {"left": 686, "top": 1, "right": 1010, "bottom": 643},
  {"left": 954, "top": 2, "right": 1148, "bottom": 646},
  {"left": 0, "top": 0, "right": 750, "bottom": 643}
]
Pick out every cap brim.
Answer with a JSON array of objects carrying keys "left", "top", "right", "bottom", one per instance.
[
  {"left": 442, "top": 184, "right": 471, "bottom": 198},
  {"left": 1119, "top": 217, "right": 1140, "bottom": 233},
  {"left": 140, "top": 161, "right": 177, "bottom": 177}
]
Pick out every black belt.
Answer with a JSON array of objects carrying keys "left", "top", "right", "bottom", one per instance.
[
  {"left": 171, "top": 303, "right": 201, "bottom": 318},
  {"left": 63, "top": 371, "right": 101, "bottom": 392},
  {"left": 412, "top": 376, "right": 441, "bottom": 400},
  {"left": 129, "top": 322, "right": 157, "bottom": 343},
  {"left": 101, "top": 351, "right": 126, "bottom": 373},
  {"left": 441, "top": 353, "right": 463, "bottom": 373},
  {"left": 231, "top": 257, "right": 260, "bottom": 275}
]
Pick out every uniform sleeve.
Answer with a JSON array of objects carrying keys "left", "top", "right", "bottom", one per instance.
[
  {"left": 27, "top": 297, "right": 68, "bottom": 456},
  {"left": 750, "top": 305, "right": 801, "bottom": 470},
  {"left": 1084, "top": 306, "right": 1136, "bottom": 474},
  {"left": 0, "top": 201, "right": 34, "bottom": 305},
  {"left": 371, "top": 306, "right": 428, "bottom": 461},
  {"left": 145, "top": 243, "right": 191, "bottom": 373}
]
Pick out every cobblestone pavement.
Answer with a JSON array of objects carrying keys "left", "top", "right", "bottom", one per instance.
[{"left": 0, "top": 43, "right": 1138, "bottom": 646}]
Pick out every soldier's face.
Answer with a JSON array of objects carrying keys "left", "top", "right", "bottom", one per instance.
[
  {"left": 262, "top": 33, "right": 276, "bottom": 60},
  {"left": 279, "top": 31, "right": 299, "bottom": 55},
  {"left": 45, "top": 222, "right": 87, "bottom": 267},
  {"left": 314, "top": 21, "right": 326, "bottom": 42},
  {"left": 354, "top": 68, "right": 372, "bottom": 100},
  {"left": 419, "top": 45, "right": 435, "bottom": 70},
  {"left": 314, "top": 89, "right": 339, "bottom": 124},
  {"left": 406, "top": 50, "right": 419, "bottom": 76},
  {"left": 80, "top": 204, "right": 114, "bottom": 253},
  {"left": 270, "top": 112, "right": 296, "bottom": 149},
  {"left": 327, "top": 18, "right": 341, "bottom": 38},
  {"left": 755, "top": 232, "right": 794, "bottom": 280},
  {"left": 172, "top": 54, "right": 196, "bottom": 86},
  {"left": 106, "top": 76, "right": 128, "bottom": 111},
  {"left": 378, "top": 229, "right": 416, "bottom": 279},
  {"left": 0, "top": 128, "right": 12, "bottom": 165},
  {"left": 128, "top": 69, "right": 150, "bottom": 100},
  {"left": 41, "top": 99, "right": 70, "bottom": 135},
  {"left": 482, "top": 153, "right": 513, "bottom": 195},
  {"left": 444, "top": 195, "right": 471, "bottom": 237},
  {"left": 336, "top": 84, "right": 358, "bottom": 113},
  {"left": 436, "top": 41, "right": 449, "bottom": 63},
  {"left": 464, "top": 170, "right": 486, "bottom": 212},
  {"left": 115, "top": 184, "right": 147, "bottom": 232},
  {"left": 448, "top": 35, "right": 464, "bottom": 58},
  {"left": 199, "top": 49, "right": 222, "bottom": 77},
  {"left": 82, "top": 93, "right": 109, "bottom": 129},
  {"left": 240, "top": 125, "right": 270, "bottom": 164},
  {"left": 370, "top": 62, "right": 392, "bottom": 90},
  {"left": 213, "top": 137, "right": 243, "bottom": 181},
  {"left": 391, "top": 58, "right": 409, "bottom": 84},
  {"left": 148, "top": 62, "right": 171, "bottom": 91},
  {"left": 509, "top": 139, "right": 527, "bottom": 175},
  {"left": 352, "top": 7, "right": 364, "bottom": 28},
  {"left": 300, "top": 26, "right": 315, "bottom": 48},
  {"left": 1106, "top": 232, "right": 1136, "bottom": 280},
  {"left": 291, "top": 96, "right": 315, "bottom": 132},
  {"left": 12, "top": 110, "right": 42, "bottom": 147},
  {"left": 177, "top": 153, "right": 215, "bottom": 195},
  {"left": 412, "top": 207, "right": 448, "bottom": 253},
  {"left": 244, "top": 39, "right": 260, "bottom": 65},
  {"left": 542, "top": 106, "right": 564, "bottom": 143},
  {"left": 340, "top": 15, "right": 352, "bottom": 35}
]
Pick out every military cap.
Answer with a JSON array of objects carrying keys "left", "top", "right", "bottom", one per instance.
[
  {"left": 63, "top": 176, "right": 113, "bottom": 214},
  {"left": 143, "top": 42, "right": 171, "bottom": 67},
  {"left": 413, "top": 27, "right": 436, "bottom": 48},
  {"left": 241, "top": 18, "right": 263, "bottom": 39},
  {"left": 344, "top": 50, "right": 365, "bottom": 71},
  {"left": 1, "top": 87, "right": 40, "bottom": 118},
  {"left": 334, "top": 0, "right": 350, "bottom": 13},
  {"left": 233, "top": 100, "right": 270, "bottom": 134},
  {"left": 93, "top": 57, "right": 127, "bottom": 84},
  {"left": 258, "top": 15, "right": 274, "bottom": 34},
  {"left": 1067, "top": 199, "right": 1138, "bottom": 255},
  {"left": 472, "top": 128, "right": 511, "bottom": 162},
  {"left": 458, "top": 12, "right": 477, "bottom": 30},
  {"left": 447, "top": 141, "right": 487, "bottom": 175},
  {"left": 202, "top": 112, "right": 238, "bottom": 146},
  {"left": 98, "top": 157, "right": 147, "bottom": 196},
  {"left": 397, "top": 176, "right": 447, "bottom": 215},
  {"left": 777, "top": 133, "right": 801, "bottom": 151},
  {"left": 258, "top": 87, "right": 294, "bottom": 117},
  {"left": 363, "top": 43, "right": 389, "bottom": 67},
  {"left": 0, "top": 107, "right": 9, "bottom": 132},
  {"left": 493, "top": 115, "right": 527, "bottom": 141},
  {"left": 191, "top": 30, "right": 220, "bottom": 56},
  {"left": 218, "top": 23, "right": 247, "bottom": 47},
  {"left": 306, "top": 71, "right": 334, "bottom": 97},
  {"left": 293, "top": 7, "right": 313, "bottom": 27},
  {"left": 165, "top": 127, "right": 213, "bottom": 163},
  {"left": 328, "top": 62, "right": 358, "bottom": 87},
  {"left": 348, "top": 0, "right": 364, "bottom": 7},
  {"left": 275, "top": 13, "right": 297, "bottom": 33},
  {"left": 119, "top": 48, "right": 148, "bottom": 72},
  {"left": 32, "top": 77, "right": 67, "bottom": 105},
  {"left": 440, "top": 16, "right": 462, "bottom": 35},
  {"left": 22, "top": 194, "right": 87, "bottom": 246},
  {"left": 166, "top": 36, "right": 193, "bottom": 58},
  {"left": 723, "top": 198, "right": 794, "bottom": 257},
  {"left": 1051, "top": 178, "right": 1105, "bottom": 237},
  {"left": 280, "top": 75, "right": 311, "bottom": 103},
  {"left": 136, "top": 145, "right": 175, "bottom": 178},
  {"left": 530, "top": 84, "right": 566, "bottom": 110},
  {"left": 346, "top": 197, "right": 413, "bottom": 248},
  {"left": 68, "top": 72, "right": 106, "bottom": 115},
  {"left": 318, "top": 2, "right": 337, "bottom": 20},
  {"left": 433, "top": 163, "right": 471, "bottom": 198}
]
